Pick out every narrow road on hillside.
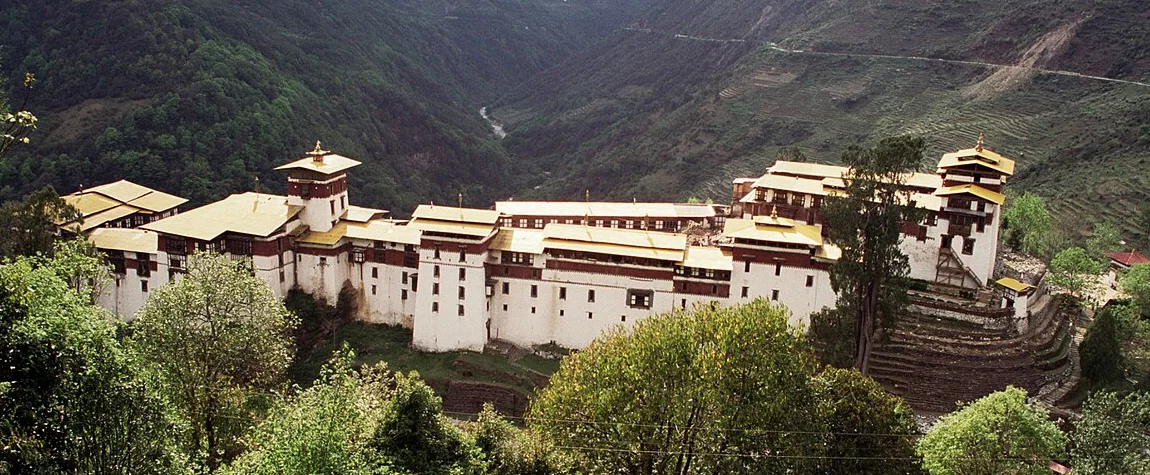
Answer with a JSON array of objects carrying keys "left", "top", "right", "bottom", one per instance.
[{"left": 622, "top": 27, "right": 1150, "bottom": 89}]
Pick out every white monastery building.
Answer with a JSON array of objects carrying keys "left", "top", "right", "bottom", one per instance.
[{"left": 77, "top": 139, "right": 1017, "bottom": 352}]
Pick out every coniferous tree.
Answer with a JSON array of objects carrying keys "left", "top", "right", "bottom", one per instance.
[{"left": 821, "top": 136, "right": 926, "bottom": 374}]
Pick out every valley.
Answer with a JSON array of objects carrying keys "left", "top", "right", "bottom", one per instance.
[{"left": 495, "top": 0, "right": 1150, "bottom": 242}]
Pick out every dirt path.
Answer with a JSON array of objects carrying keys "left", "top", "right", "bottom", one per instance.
[{"left": 621, "top": 27, "right": 1150, "bottom": 89}]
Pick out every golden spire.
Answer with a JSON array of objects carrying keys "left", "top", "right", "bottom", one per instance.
[
  {"left": 585, "top": 189, "right": 591, "bottom": 202},
  {"left": 458, "top": 192, "right": 463, "bottom": 209},
  {"left": 975, "top": 133, "right": 985, "bottom": 152},
  {"left": 771, "top": 205, "right": 778, "bottom": 219},
  {"left": 308, "top": 140, "right": 330, "bottom": 162}
]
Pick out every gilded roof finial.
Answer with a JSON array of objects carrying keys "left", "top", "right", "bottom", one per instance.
[
  {"left": 308, "top": 140, "right": 329, "bottom": 162},
  {"left": 770, "top": 205, "right": 778, "bottom": 219},
  {"left": 585, "top": 189, "right": 590, "bottom": 202},
  {"left": 458, "top": 192, "right": 463, "bottom": 209},
  {"left": 975, "top": 133, "right": 985, "bottom": 152}
]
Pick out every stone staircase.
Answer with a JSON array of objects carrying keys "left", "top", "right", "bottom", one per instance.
[{"left": 869, "top": 294, "right": 1076, "bottom": 416}]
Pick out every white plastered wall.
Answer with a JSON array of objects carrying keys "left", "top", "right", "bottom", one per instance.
[{"left": 411, "top": 244, "right": 490, "bottom": 352}]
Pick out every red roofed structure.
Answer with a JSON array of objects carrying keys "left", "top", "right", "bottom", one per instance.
[{"left": 1106, "top": 250, "right": 1150, "bottom": 269}]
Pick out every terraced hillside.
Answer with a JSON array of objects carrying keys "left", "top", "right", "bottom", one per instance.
[
  {"left": 497, "top": 0, "right": 1150, "bottom": 241},
  {"left": 869, "top": 292, "right": 1081, "bottom": 415}
]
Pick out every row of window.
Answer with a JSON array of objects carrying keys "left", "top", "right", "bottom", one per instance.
[
  {"left": 502, "top": 217, "right": 674, "bottom": 230},
  {"left": 432, "top": 246, "right": 468, "bottom": 262},
  {"left": 429, "top": 302, "right": 466, "bottom": 316},
  {"left": 497, "top": 283, "right": 654, "bottom": 309}
]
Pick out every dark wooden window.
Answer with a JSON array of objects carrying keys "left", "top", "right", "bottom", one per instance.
[
  {"left": 137, "top": 253, "right": 151, "bottom": 277},
  {"left": 627, "top": 289, "right": 654, "bottom": 309},
  {"left": 226, "top": 238, "right": 252, "bottom": 256}
]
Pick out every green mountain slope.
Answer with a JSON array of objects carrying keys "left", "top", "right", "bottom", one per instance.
[
  {"left": 0, "top": 0, "right": 652, "bottom": 212},
  {"left": 496, "top": 0, "right": 1150, "bottom": 240}
]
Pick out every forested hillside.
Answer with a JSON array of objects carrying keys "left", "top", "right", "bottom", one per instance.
[
  {"left": 0, "top": 0, "right": 652, "bottom": 212},
  {"left": 495, "top": 0, "right": 1150, "bottom": 240}
]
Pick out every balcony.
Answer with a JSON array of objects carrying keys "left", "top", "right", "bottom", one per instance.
[{"left": 947, "top": 223, "right": 972, "bottom": 237}]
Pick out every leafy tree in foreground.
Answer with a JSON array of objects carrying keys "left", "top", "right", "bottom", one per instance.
[
  {"left": 916, "top": 387, "right": 1066, "bottom": 475},
  {"left": 0, "top": 73, "right": 37, "bottom": 160},
  {"left": 222, "top": 347, "right": 395, "bottom": 475},
  {"left": 1003, "top": 192, "right": 1057, "bottom": 259},
  {"left": 822, "top": 135, "right": 926, "bottom": 373},
  {"left": 369, "top": 371, "right": 485, "bottom": 475},
  {"left": 466, "top": 403, "right": 571, "bottom": 475},
  {"left": 131, "top": 253, "right": 298, "bottom": 471},
  {"left": 808, "top": 306, "right": 856, "bottom": 368},
  {"left": 0, "top": 252, "right": 181, "bottom": 474},
  {"left": 812, "top": 368, "right": 925, "bottom": 475},
  {"left": 0, "top": 186, "right": 80, "bottom": 259},
  {"left": 1048, "top": 247, "right": 1104, "bottom": 304},
  {"left": 1121, "top": 263, "right": 1150, "bottom": 312},
  {"left": 1071, "top": 390, "right": 1150, "bottom": 474},
  {"left": 530, "top": 300, "right": 822, "bottom": 475}
]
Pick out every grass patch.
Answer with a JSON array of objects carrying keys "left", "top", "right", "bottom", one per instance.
[{"left": 289, "top": 322, "right": 560, "bottom": 398}]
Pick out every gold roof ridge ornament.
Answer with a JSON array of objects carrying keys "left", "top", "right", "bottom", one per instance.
[
  {"left": 975, "top": 133, "right": 985, "bottom": 152},
  {"left": 308, "top": 140, "right": 330, "bottom": 163}
]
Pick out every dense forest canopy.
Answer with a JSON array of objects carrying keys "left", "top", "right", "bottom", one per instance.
[{"left": 0, "top": 0, "right": 653, "bottom": 214}]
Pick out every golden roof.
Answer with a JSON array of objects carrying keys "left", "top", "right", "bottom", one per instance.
[
  {"left": 934, "top": 184, "right": 1006, "bottom": 206},
  {"left": 906, "top": 192, "right": 944, "bottom": 212},
  {"left": 540, "top": 224, "right": 687, "bottom": 262},
  {"left": 721, "top": 218, "right": 823, "bottom": 247},
  {"left": 904, "top": 173, "right": 944, "bottom": 190},
  {"left": 345, "top": 221, "right": 422, "bottom": 245},
  {"left": 82, "top": 180, "right": 188, "bottom": 212},
  {"left": 274, "top": 144, "right": 362, "bottom": 175},
  {"left": 406, "top": 219, "right": 495, "bottom": 238},
  {"left": 79, "top": 204, "right": 141, "bottom": 231},
  {"left": 89, "top": 228, "right": 159, "bottom": 254},
  {"left": 751, "top": 173, "right": 829, "bottom": 196},
  {"left": 494, "top": 201, "right": 715, "bottom": 219},
  {"left": 411, "top": 205, "right": 501, "bottom": 224},
  {"left": 343, "top": 206, "right": 388, "bottom": 223},
  {"left": 543, "top": 224, "right": 687, "bottom": 251},
  {"left": 815, "top": 244, "right": 842, "bottom": 261},
  {"left": 937, "top": 147, "right": 1016, "bottom": 176},
  {"left": 85, "top": 180, "right": 155, "bottom": 203},
  {"left": 142, "top": 193, "right": 301, "bottom": 241},
  {"left": 63, "top": 180, "right": 188, "bottom": 225},
  {"left": 679, "top": 246, "right": 732, "bottom": 271},
  {"left": 489, "top": 228, "right": 545, "bottom": 254},
  {"left": 751, "top": 164, "right": 940, "bottom": 201},
  {"left": 125, "top": 190, "right": 188, "bottom": 213},
  {"left": 753, "top": 214, "right": 796, "bottom": 227},
  {"left": 996, "top": 277, "right": 1034, "bottom": 293},
  {"left": 64, "top": 193, "right": 119, "bottom": 216},
  {"left": 542, "top": 239, "right": 686, "bottom": 261},
  {"left": 768, "top": 160, "right": 850, "bottom": 179},
  {"left": 297, "top": 221, "right": 348, "bottom": 246}
]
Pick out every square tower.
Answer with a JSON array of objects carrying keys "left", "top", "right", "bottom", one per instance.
[{"left": 275, "top": 142, "right": 361, "bottom": 233}]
